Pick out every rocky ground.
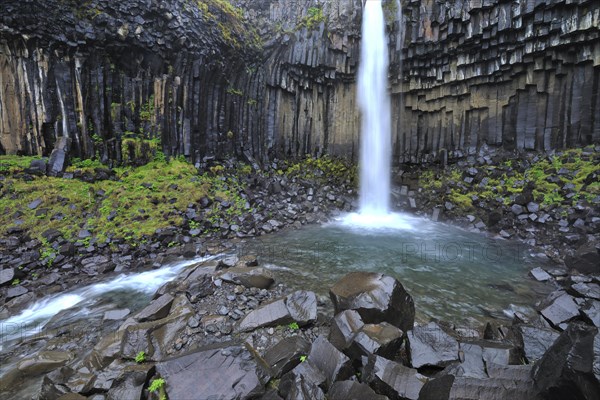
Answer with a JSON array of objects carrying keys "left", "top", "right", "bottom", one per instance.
[{"left": 0, "top": 147, "right": 599, "bottom": 399}]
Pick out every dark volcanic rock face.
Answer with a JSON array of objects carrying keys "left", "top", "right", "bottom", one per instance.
[{"left": 1, "top": 0, "right": 598, "bottom": 163}]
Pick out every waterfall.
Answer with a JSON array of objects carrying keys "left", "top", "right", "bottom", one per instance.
[{"left": 358, "top": 0, "right": 392, "bottom": 215}]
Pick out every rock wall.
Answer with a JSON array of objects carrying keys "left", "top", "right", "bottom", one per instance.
[{"left": 0, "top": 0, "right": 598, "bottom": 164}]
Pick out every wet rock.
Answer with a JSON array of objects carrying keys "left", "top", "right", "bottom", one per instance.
[
  {"left": 17, "top": 351, "right": 72, "bottom": 377},
  {"left": 571, "top": 282, "right": 600, "bottom": 300},
  {"left": 581, "top": 300, "right": 600, "bottom": 327},
  {"left": 514, "top": 324, "right": 560, "bottom": 362},
  {"left": 529, "top": 267, "right": 551, "bottom": 282},
  {"left": 6, "top": 285, "right": 28, "bottom": 300},
  {"left": 103, "top": 308, "right": 130, "bottom": 321},
  {"left": 264, "top": 336, "right": 311, "bottom": 378},
  {"left": 328, "top": 380, "right": 388, "bottom": 400},
  {"left": 539, "top": 291, "right": 580, "bottom": 329},
  {"left": 0, "top": 267, "right": 15, "bottom": 286},
  {"left": 238, "top": 298, "right": 293, "bottom": 332},
  {"left": 351, "top": 322, "right": 404, "bottom": 359},
  {"left": 156, "top": 346, "right": 265, "bottom": 400},
  {"left": 511, "top": 204, "right": 524, "bottom": 215},
  {"left": 279, "top": 361, "right": 327, "bottom": 400},
  {"left": 186, "top": 274, "right": 214, "bottom": 302},
  {"left": 219, "top": 267, "right": 274, "bottom": 289},
  {"left": 306, "top": 336, "right": 354, "bottom": 388},
  {"left": 285, "top": 290, "right": 317, "bottom": 326},
  {"left": 135, "top": 293, "right": 174, "bottom": 322},
  {"left": 328, "top": 309, "right": 365, "bottom": 351},
  {"left": 407, "top": 322, "right": 459, "bottom": 368},
  {"left": 565, "top": 242, "right": 600, "bottom": 275},
  {"left": 330, "top": 272, "right": 415, "bottom": 331},
  {"left": 532, "top": 321, "right": 600, "bottom": 399},
  {"left": 363, "top": 355, "right": 425, "bottom": 400},
  {"left": 106, "top": 364, "right": 154, "bottom": 400}
]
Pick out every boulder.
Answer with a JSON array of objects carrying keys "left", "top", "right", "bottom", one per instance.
[
  {"left": 532, "top": 321, "right": 600, "bottom": 399},
  {"left": 237, "top": 298, "right": 293, "bottom": 332},
  {"left": 565, "top": 242, "right": 600, "bottom": 275},
  {"left": 0, "top": 267, "right": 15, "bottom": 286},
  {"left": 103, "top": 308, "right": 130, "bottom": 321},
  {"left": 407, "top": 322, "right": 459, "bottom": 369},
  {"left": 581, "top": 300, "right": 600, "bottom": 328},
  {"left": 264, "top": 336, "right": 311, "bottom": 378},
  {"left": 306, "top": 336, "right": 354, "bottom": 388},
  {"left": 363, "top": 355, "right": 425, "bottom": 400},
  {"left": 106, "top": 364, "right": 154, "bottom": 400},
  {"left": 285, "top": 290, "right": 317, "bottom": 326},
  {"left": 156, "top": 346, "right": 265, "bottom": 400},
  {"left": 529, "top": 267, "right": 551, "bottom": 282},
  {"left": 419, "top": 364, "right": 537, "bottom": 400},
  {"left": 279, "top": 361, "right": 327, "bottom": 400},
  {"left": 6, "top": 285, "right": 28, "bottom": 300},
  {"left": 539, "top": 291, "right": 580, "bottom": 329},
  {"left": 571, "top": 282, "right": 600, "bottom": 301},
  {"left": 330, "top": 272, "right": 415, "bottom": 331},
  {"left": 219, "top": 267, "right": 274, "bottom": 289},
  {"left": 328, "top": 380, "right": 388, "bottom": 400},
  {"left": 351, "top": 322, "right": 404, "bottom": 359},
  {"left": 513, "top": 325, "right": 560, "bottom": 362},
  {"left": 47, "top": 137, "right": 71, "bottom": 176},
  {"left": 328, "top": 309, "right": 365, "bottom": 351},
  {"left": 135, "top": 294, "right": 174, "bottom": 322}
]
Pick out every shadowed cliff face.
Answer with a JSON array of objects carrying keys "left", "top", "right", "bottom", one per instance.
[{"left": 0, "top": 0, "right": 598, "bottom": 164}]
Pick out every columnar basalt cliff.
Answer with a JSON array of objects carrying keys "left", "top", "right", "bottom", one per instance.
[{"left": 0, "top": 0, "right": 598, "bottom": 164}]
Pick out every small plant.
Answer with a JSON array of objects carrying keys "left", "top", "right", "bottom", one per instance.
[
  {"left": 288, "top": 322, "right": 299, "bottom": 330},
  {"left": 11, "top": 279, "right": 20, "bottom": 286},
  {"left": 135, "top": 351, "right": 146, "bottom": 363},
  {"left": 189, "top": 220, "right": 200, "bottom": 230},
  {"left": 299, "top": 355, "right": 307, "bottom": 362},
  {"left": 149, "top": 378, "right": 167, "bottom": 400},
  {"left": 167, "top": 241, "right": 178, "bottom": 248}
]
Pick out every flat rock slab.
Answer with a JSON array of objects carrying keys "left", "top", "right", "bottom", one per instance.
[
  {"left": 237, "top": 290, "right": 317, "bottom": 332},
  {"left": 351, "top": 322, "right": 404, "bottom": 359},
  {"left": 529, "top": 267, "right": 551, "bottom": 281},
  {"left": 219, "top": 267, "right": 274, "bottom": 289},
  {"left": 571, "top": 282, "right": 600, "bottom": 300},
  {"left": 264, "top": 336, "right": 311, "bottom": 378},
  {"left": 103, "top": 308, "right": 130, "bottom": 321},
  {"left": 364, "top": 355, "right": 426, "bottom": 400},
  {"left": 328, "top": 380, "right": 388, "bottom": 400},
  {"left": 135, "top": 293, "right": 174, "bottom": 322},
  {"left": 0, "top": 268, "right": 15, "bottom": 286},
  {"left": 156, "top": 346, "right": 264, "bottom": 400},
  {"left": 307, "top": 336, "right": 353, "bottom": 388},
  {"left": 539, "top": 291, "right": 580, "bottom": 329},
  {"left": 330, "top": 272, "right": 415, "bottom": 331},
  {"left": 328, "top": 309, "right": 365, "bottom": 351},
  {"left": 279, "top": 360, "right": 327, "bottom": 399},
  {"left": 514, "top": 325, "right": 560, "bottom": 362},
  {"left": 582, "top": 300, "right": 600, "bottom": 327},
  {"left": 407, "top": 322, "right": 459, "bottom": 368}
]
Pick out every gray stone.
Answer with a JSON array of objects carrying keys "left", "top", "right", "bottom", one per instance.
[
  {"left": 351, "top": 322, "right": 404, "bottom": 359},
  {"left": 514, "top": 324, "right": 560, "bottom": 362},
  {"left": 330, "top": 272, "right": 415, "bottom": 331},
  {"left": 539, "top": 291, "right": 580, "bottom": 328},
  {"left": 106, "top": 364, "right": 154, "bottom": 400},
  {"left": 285, "top": 290, "right": 317, "bottom": 326},
  {"left": 279, "top": 361, "right": 326, "bottom": 400},
  {"left": 219, "top": 267, "right": 275, "bottom": 289},
  {"left": 135, "top": 293, "right": 174, "bottom": 322},
  {"left": 581, "top": 300, "right": 600, "bottom": 328},
  {"left": 328, "top": 380, "right": 388, "bottom": 400},
  {"left": 0, "top": 268, "right": 15, "bottom": 286},
  {"left": 571, "top": 282, "right": 600, "bottom": 300},
  {"left": 328, "top": 309, "right": 365, "bottom": 351},
  {"left": 28, "top": 198, "right": 43, "bottom": 209},
  {"left": 264, "top": 336, "right": 311, "bottom": 378},
  {"left": 565, "top": 242, "right": 600, "bottom": 275},
  {"left": 307, "top": 336, "right": 353, "bottom": 388},
  {"left": 6, "top": 285, "right": 28, "bottom": 300},
  {"left": 532, "top": 322, "right": 600, "bottom": 399},
  {"left": 238, "top": 298, "right": 293, "bottom": 332},
  {"left": 529, "top": 267, "right": 551, "bottom": 281},
  {"left": 103, "top": 308, "right": 130, "bottom": 321},
  {"left": 156, "top": 346, "right": 265, "bottom": 400},
  {"left": 363, "top": 355, "right": 425, "bottom": 400},
  {"left": 511, "top": 204, "right": 524, "bottom": 215},
  {"left": 407, "top": 322, "right": 459, "bottom": 368},
  {"left": 526, "top": 202, "right": 540, "bottom": 213}
]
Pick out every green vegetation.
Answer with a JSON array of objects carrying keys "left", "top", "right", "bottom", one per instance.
[
  {"left": 11, "top": 279, "right": 20, "bottom": 286},
  {"left": 135, "top": 351, "right": 146, "bottom": 363},
  {"left": 420, "top": 148, "right": 600, "bottom": 212},
  {"left": 299, "top": 355, "right": 307, "bottom": 362},
  {"left": 288, "top": 322, "right": 299, "bottom": 330},
  {"left": 281, "top": 155, "right": 357, "bottom": 186},
  {"left": 297, "top": 6, "right": 326, "bottom": 30},
  {"left": 148, "top": 378, "right": 167, "bottom": 400}
]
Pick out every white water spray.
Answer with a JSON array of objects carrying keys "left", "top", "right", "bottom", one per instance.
[{"left": 358, "top": 0, "right": 391, "bottom": 215}]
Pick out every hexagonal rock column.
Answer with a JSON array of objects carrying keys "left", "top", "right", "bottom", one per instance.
[{"left": 329, "top": 272, "right": 415, "bottom": 332}]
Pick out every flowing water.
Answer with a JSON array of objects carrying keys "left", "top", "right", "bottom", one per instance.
[
  {"left": 241, "top": 215, "right": 552, "bottom": 326},
  {"left": 357, "top": 0, "right": 392, "bottom": 215},
  {"left": 0, "top": 257, "right": 210, "bottom": 353}
]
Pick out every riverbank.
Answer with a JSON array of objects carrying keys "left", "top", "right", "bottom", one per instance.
[{"left": 1, "top": 148, "right": 599, "bottom": 399}]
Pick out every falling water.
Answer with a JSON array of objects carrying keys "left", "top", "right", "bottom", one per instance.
[{"left": 358, "top": 0, "right": 391, "bottom": 215}]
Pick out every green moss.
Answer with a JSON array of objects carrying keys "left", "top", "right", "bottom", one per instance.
[
  {"left": 283, "top": 155, "right": 357, "bottom": 186},
  {"left": 0, "top": 155, "right": 41, "bottom": 173},
  {"left": 297, "top": 6, "right": 326, "bottom": 30},
  {"left": 447, "top": 191, "right": 473, "bottom": 210}
]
